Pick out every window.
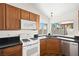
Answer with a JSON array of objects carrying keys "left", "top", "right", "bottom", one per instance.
[
  {"left": 39, "top": 23, "right": 48, "bottom": 35},
  {"left": 51, "top": 23, "right": 65, "bottom": 35},
  {"left": 61, "top": 23, "right": 73, "bottom": 29},
  {"left": 51, "top": 23, "right": 73, "bottom": 35}
]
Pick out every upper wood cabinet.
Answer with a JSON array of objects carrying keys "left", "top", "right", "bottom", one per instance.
[
  {"left": 36, "top": 15, "right": 40, "bottom": 31},
  {"left": 29, "top": 12, "right": 37, "bottom": 21},
  {"left": 30, "top": 12, "right": 40, "bottom": 30},
  {"left": 6, "top": 4, "right": 20, "bottom": 30},
  {"left": 0, "top": 3, "right": 20, "bottom": 30},
  {"left": 0, "top": 4, "right": 6, "bottom": 30},
  {"left": 0, "top": 3, "right": 40, "bottom": 30},
  {"left": 20, "top": 9, "right": 30, "bottom": 20}
]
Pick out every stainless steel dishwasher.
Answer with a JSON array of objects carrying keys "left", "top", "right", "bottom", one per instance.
[{"left": 61, "top": 40, "right": 78, "bottom": 56}]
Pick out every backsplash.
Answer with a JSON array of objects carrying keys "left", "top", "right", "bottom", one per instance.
[
  {"left": 0, "top": 30, "right": 20, "bottom": 38},
  {"left": 20, "top": 30, "right": 38, "bottom": 39},
  {"left": 0, "top": 30, "right": 38, "bottom": 39}
]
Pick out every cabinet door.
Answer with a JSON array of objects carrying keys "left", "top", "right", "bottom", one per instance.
[
  {"left": 20, "top": 9, "right": 30, "bottom": 20},
  {"left": 6, "top": 4, "right": 20, "bottom": 30},
  {"left": 0, "top": 49, "right": 3, "bottom": 56},
  {"left": 0, "top": 4, "right": 6, "bottom": 30},
  {"left": 36, "top": 15, "right": 40, "bottom": 31},
  {"left": 40, "top": 39, "right": 47, "bottom": 56},
  {"left": 30, "top": 12, "right": 36, "bottom": 21},
  {"left": 47, "top": 38, "right": 61, "bottom": 55},
  {"left": 3, "top": 45, "right": 22, "bottom": 56}
]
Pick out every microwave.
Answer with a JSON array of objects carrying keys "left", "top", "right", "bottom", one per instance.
[{"left": 21, "top": 19, "right": 36, "bottom": 30}]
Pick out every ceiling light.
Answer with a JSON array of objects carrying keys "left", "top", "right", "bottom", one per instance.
[{"left": 51, "top": 11, "right": 53, "bottom": 17}]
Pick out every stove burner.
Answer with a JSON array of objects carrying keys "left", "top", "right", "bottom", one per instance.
[
  {"left": 22, "top": 39, "right": 30, "bottom": 42},
  {"left": 30, "top": 38, "right": 37, "bottom": 40}
]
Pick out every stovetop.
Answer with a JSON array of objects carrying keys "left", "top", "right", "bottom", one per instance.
[
  {"left": 22, "top": 39, "right": 30, "bottom": 42},
  {"left": 21, "top": 38, "right": 39, "bottom": 46},
  {"left": 30, "top": 38, "right": 38, "bottom": 40}
]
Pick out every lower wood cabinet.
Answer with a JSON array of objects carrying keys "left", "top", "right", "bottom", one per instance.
[
  {"left": 0, "top": 44, "right": 22, "bottom": 56},
  {"left": 0, "top": 49, "right": 2, "bottom": 56},
  {"left": 47, "top": 38, "right": 61, "bottom": 56},
  {"left": 40, "top": 38, "right": 61, "bottom": 56},
  {"left": 40, "top": 39, "right": 47, "bottom": 56}
]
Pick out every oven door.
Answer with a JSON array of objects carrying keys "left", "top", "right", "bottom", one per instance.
[{"left": 26, "top": 42, "right": 39, "bottom": 56}]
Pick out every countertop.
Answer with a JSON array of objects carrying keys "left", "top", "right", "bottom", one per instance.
[
  {"left": 38, "top": 35, "right": 79, "bottom": 43},
  {"left": 0, "top": 42, "right": 22, "bottom": 49},
  {"left": 38, "top": 34, "right": 74, "bottom": 39}
]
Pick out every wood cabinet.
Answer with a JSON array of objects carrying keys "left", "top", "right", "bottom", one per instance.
[
  {"left": 0, "top": 3, "right": 40, "bottom": 30},
  {"left": 20, "top": 9, "right": 30, "bottom": 20},
  {"left": 21, "top": 11, "right": 40, "bottom": 30},
  {"left": 0, "top": 44, "right": 22, "bottom": 56},
  {"left": 30, "top": 12, "right": 40, "bottom": 30},
  {"left": 0, "top": 49, "right": 2, "bottom": 56},
  {"left": 40, "top": 39, "right": 47, "bottom": 56},
  {"left": 46, "top": 38, "right": 61, "bottom": 56},
  {"left": 6, "top": 4, "right": 20, "bottom": 30},
  {"left": 0, "top": 3, "right": 20, "bottom": 30},
  {"left": 0, "top": 4, "right": 6, "bottom": 30},
  {"left": 36, "top": 15, "right": 40, "bottom": 31},
  {"left": 30, "top": 12, "right": 37, "bottom": 21},
  {"left": 40, "top": 38, "right": 61, "bottom": 56}
]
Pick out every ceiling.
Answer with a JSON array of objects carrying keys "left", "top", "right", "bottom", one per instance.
[{"left": 30, "top": 3, "right": 79, "bottom": 21}]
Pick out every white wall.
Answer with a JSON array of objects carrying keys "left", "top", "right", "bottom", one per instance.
[{"left": 73, "top": 10, "right": 79, "bottom": 35}]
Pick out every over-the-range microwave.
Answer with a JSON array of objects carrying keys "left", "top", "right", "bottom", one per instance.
[{"left": 21, "top": 19, "right": 36, "bottom": 30}]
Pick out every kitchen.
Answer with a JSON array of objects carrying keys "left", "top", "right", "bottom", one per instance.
[{"left": 0, "top": 3, "right": 79, "bottom": 56}]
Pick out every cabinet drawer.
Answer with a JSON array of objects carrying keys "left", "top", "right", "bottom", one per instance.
[{"left": 3, "top": 45, "right": 22, "bottom": 56}]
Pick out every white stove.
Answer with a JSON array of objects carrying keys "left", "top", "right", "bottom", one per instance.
[
  {"left": 21, "top": 38, "right": 39, "bottom": 56},
  {"left": 20, "top": 30, "right": 39, "bottom": 56}
]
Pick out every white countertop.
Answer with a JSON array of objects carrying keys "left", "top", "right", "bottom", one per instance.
[
  {"left": 53, "top": 34, "right": 74, "bottom": 38},
  {"left": 56, "top": 37, "right": 75, "bottom": 41}
]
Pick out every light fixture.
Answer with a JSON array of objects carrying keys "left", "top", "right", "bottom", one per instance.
[
  {"left": 48, "top": 11, "right": 53, "bottom": 35},
  {"left": 51, "top": 11, "right": 53, "bottom": 17}
]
